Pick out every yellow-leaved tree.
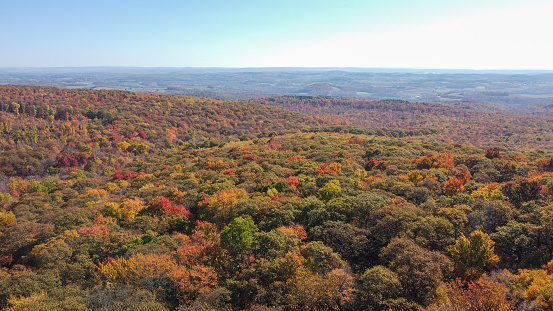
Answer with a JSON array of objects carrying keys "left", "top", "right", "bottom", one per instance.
[{"left": 449, "top": 230, "right": 499, "bottom": 280}]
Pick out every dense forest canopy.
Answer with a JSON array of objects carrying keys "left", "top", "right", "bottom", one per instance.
[
  {"left": 1, "top": 85, "right": 553, "bottom": 310},
  {"left": 254, "top": 96, "right": 553, "bottom": 151}
]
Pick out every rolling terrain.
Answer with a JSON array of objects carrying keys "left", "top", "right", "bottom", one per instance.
[
  {"left": 254, "top": 96, "right": 553, "bottom": 151},
  {"left": 3, "top": 68, "right": 553, "bottom": 111},
  {"left": 0, "top": 85, "right": 553, "bottom": 310}
]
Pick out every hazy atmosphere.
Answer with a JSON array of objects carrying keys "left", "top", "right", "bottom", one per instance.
[{"left": 2, "top": 0, "right": 552, "bottom": 69}]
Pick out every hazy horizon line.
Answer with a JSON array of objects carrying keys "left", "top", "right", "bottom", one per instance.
[{"left": 2, "top": 66, "right": 553, "bottom": 74}]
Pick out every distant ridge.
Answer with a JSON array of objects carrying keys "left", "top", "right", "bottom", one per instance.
[{"left": 2, "top": 68, "right": 553, "bottom": 108}]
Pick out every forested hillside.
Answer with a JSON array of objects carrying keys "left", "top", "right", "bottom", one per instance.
[
  {"left": 2, "top": 85, "right": 553, "bottom": 310},
  {"left": 254, "top": 96, "right": 553, "bottom": 151}
]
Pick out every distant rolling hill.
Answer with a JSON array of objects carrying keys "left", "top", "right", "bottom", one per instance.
[{"left": 252, "top": 96, "right": 553, "bottom": 150}]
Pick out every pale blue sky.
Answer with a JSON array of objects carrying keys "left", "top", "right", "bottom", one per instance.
[{"left": 1, "top": 0, "right": 552, "bottom": 69}]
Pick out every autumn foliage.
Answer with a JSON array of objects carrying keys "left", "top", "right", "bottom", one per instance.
[{"left": 0, "top": 85, "right": 553, "bottom": 310}]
